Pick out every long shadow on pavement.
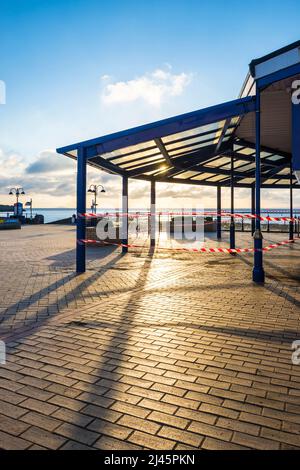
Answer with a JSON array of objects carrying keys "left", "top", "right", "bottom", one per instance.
[
  {"left": 64, "top": 246, "right": 155, "bottom": 449},
  {"left": 0, "top": 248, "right": 124, "bottom": 337}
]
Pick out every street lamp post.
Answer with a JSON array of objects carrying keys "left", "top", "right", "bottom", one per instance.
[
  {"left": 87, "top": 184, "right": 105, "bottom": 214},
  {"left": 25, "top": 198, "right": 33, "bottom": 219},
  {"left": 9, "top": 187, "right": 25, "bottom": 205},
  {"left": 9, "top": 187, "right": 25, "bottom": 217}
]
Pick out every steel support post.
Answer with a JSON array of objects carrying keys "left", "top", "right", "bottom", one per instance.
[
  {"left": 253, "top": 89, "right": 265, "bottom": 283},
  {"left": 217, "top": 186, "right": 222, "bottom": 240},
  {"left": 76, "top": 147, "right": 87, "bottom": 273},
  {"left": 122, "top": 176, "right": 128, "bottom": 254}
]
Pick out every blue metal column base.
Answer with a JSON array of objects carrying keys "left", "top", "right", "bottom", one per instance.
[
  {"left": 230, "top": 219, "right": 235, "bottom": 251},
  {"left": 217, "top": 186, "right": 221, "bottom": 240},
  {"left": 76, "top": 147, "right": 87, "bottom": 273},
  {"left": 253, "top": 231, "right": 265, "bottom": 283},
  {"left": 122, "top": 176, "right": 128, "bottom": 254},
  {"left": 252, "top": 88, "right": 265, "bottom": 283}
]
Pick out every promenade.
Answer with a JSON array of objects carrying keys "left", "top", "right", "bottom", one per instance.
[{"left": 0, "top": 225, "right": 299, "bottom": 449}]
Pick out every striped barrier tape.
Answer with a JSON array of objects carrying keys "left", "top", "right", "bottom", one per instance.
[
  {"left": 78, "top": 211, "right": 298, "bottom": 223},
  {"left": 77, "top": 237, "right": 299, "bottom": 254}
]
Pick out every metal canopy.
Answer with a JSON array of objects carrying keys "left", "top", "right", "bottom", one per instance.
[
  {"left": 57, "top": 42, "right": 300, "bottom": 189},
  {"left": 59, "top": 40, "right": 300, "bottom": 278}
]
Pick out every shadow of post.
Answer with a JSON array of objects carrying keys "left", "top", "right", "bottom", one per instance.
[
  {"left": 0, "top": 248, "right": 124, "bottom": 337},
  {"left": 65, "top": 246, "right": 156, "bottom": 447}
]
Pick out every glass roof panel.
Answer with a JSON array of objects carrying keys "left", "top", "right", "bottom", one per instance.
[
  {"left": 175, "top": 171, "right": 202, "bottom": 179},
  {"left": 235, "top": 163, "right": 256, "bottom": 172},
  {"left": 115, "top": 153, "right": 162, "bottom": 166},
  {"left": 111, "top": 149, "right": 161, "bottom": 164},
  {"left": 168, "top": 141, "right": 216, "bottom": 157},
  {"left": 101, "top": 140, "right": 156, "bottom": 161},
  {"left": 221, "top": 160, "right": 249, "bottom": 170},
  {"left": 165, "top": 132, "right": 218, "bottom": 151},
  {"left": 153, "top": 165, "right": 172, "bottom": 176},
  {"left": 268, "top": 155, "right": 285, "bottom": 162},
  {"left": 261, "top": 151, "right": 273, "bottom": 158},
  {"left": 205, "top": 156, "right": 232, "bottom": 168},
  {"left": 264, "top": 178, "right": 280, "bottom": 184},
  {"left": 230, "top": 116, "right": 240, "bottom": 125},
  {"left": 239, "top": 177, "right": 255, "bottom": 184},
  {"left": 206, "top": 175, "right": 229, "bottom": 182},
  {"left": 190, "top": 172, "right": 216, "bottom": 181},
  {"left": 120, "top": 156, "right": 164, "bottom": 170},
  {"left": 162, "top": 121, "right": 226, "bottom": 144},
  {"left": 234, "top": 146, "right": 255, "bottom": 155},
  {"left": 214, "top": 119, "right": 236, "bottom": 142},
  {"left": 276, "top": 168, "right": 290, "bottom": 175},
  {"left": 166, "top": 136, "right": 218, "bottom": 153}
]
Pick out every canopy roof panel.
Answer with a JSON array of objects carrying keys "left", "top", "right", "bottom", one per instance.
[{"left": 57, "top": 41, "right": 300, "bottom": 189}]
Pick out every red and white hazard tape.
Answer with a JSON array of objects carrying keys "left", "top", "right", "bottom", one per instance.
[
  {"left": 77, "top": 237, "right": 299, "bottom": 254},
  {"left": 78, "top": 211, "right": 298, "bottom": 223}
]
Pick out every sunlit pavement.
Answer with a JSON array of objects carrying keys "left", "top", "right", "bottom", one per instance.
[{"left": 0, "top": 225, "right": 299, "bottom": 449}]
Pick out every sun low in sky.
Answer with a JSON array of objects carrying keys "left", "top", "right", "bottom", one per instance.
[{"left": 1, "top": 0, "right": 300, "bottom": 208}]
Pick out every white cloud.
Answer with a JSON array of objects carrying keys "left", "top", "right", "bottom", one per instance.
[
  {"left": 0, "top": 146, "right": 119, "bottom": 206},
  {"left": 0, "top": 148, "right": 26, "bottom": 178},
  {"left": 1, "top": 147, "right": 298, "bottom": 210},
  {"left": 26, "top": 149, "right": 75, "bottom": 174},
  {"left": 101, "top": 68, "right": 192, "bottom": 107}
]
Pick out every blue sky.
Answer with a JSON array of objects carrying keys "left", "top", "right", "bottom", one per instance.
[{"left": 1, "top": 0, "right": 300, "bottom": 207}]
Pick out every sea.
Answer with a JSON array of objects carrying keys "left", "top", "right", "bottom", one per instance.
[{"left": 1, "top": 208, "right": 299, "bottom": 224}]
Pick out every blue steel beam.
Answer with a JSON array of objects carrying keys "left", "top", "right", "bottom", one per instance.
[
  {"left": 257, "top": 62, "right": 300, "bottom": 90},
  {"left": 86, "top": 154, "right": 126, "bottom": 176},
  {"left": 249, "top": 40, "right": 300, "bottom": 76},
  {"left": 215, "top": 118, "right": 232, "bottom": 152},
  {"left": 292, "top": 101, "right": 300, "bottom": 173},
  {"left": 154, "top": 138, "right": 173, "bottom": 166},
  {"left": 56, "top": 96, "right": 256, "bottom": 157}
]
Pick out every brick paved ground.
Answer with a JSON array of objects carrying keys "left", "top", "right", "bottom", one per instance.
[{"left": 0, "top": 224, "right": 299, "bottom": 450}]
